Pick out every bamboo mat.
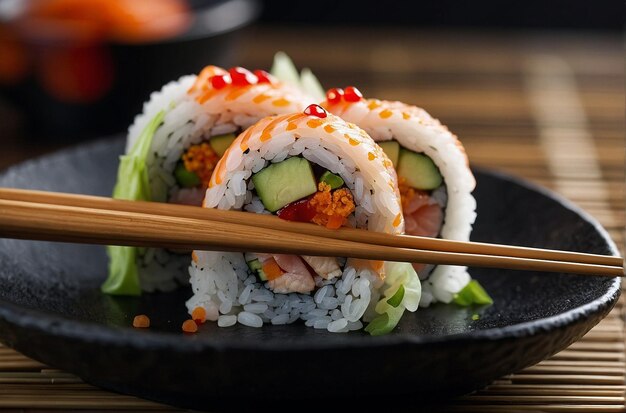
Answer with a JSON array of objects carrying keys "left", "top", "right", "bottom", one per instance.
[{"left": 0, "top": 28, "right": 623, "bottom": 411}]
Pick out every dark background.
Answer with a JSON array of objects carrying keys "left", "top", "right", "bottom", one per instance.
[
  {"left": 257, "top": 0, "right": 621, "bottom": 30},
  {"left": 0, "top": 0, "right": 621, "bottom": 147}
]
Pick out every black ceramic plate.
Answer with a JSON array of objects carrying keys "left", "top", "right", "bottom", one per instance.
[{"left": 0, "top": 138, "right": 620, "bottom": 410}]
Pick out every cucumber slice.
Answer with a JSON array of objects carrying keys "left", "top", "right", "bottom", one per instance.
[
  {"left": 210, "top": 133, "right": 237, "bottom": 157},
  {"left": 174, "top": 162, "right": 201, "bottom": 188},
  {"left": 320, "top": 171, "right": 344, "bottom": 189},
  {"left": 397, "top": 149, "right": 442, "bottom": 190},
  {"left": 252, "top": 157, "right": 318, "bottom": 212},
  {"left": 247, "top": 259, "right": 267, "bottom": 281},
  {"left": 378, "top": 140, "right": 400, "bottom": 166}
]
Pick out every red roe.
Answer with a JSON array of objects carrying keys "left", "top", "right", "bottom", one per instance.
[
  {"left": 343, "top": 86, "right": 363, "bottom": 102},
  {"left": 209, "top": 74, "right": 231, "bottom": 89},
  {"left": 326, "top": 88, "right": 344, "bottom": 104},
  {"left": 207, "top": 67, "right": 275, "bottom": 89},
  {"left": 229, "top": 67, "right": 257, "bottom": 86},
  {"left": 254, "top": 69, "right": 275, "bottom": 84},
  {"left": 304, "top": 104, "right": 328, "bottom": 118}
]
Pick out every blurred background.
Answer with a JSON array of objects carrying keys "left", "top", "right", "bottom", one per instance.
[{"left": 0, "top": 0, "right": 621, "bottom": 145}]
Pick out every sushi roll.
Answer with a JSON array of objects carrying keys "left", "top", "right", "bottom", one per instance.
[
  {"left": 322, "top": 87, "right": 482, "bottom": 307},
  {"left": 105, "top": 65, "right": 315, "bottom": 295},
  {"left": 187, "top": 104, "right": 421, "bottom": 334}
]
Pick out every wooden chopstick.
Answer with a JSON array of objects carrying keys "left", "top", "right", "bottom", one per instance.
[
  {"left": 0, "top": 188, "right": 621, "bottom": 268},
  {"left": 0, "top": 191, "right": 622, "bottom": 277}
]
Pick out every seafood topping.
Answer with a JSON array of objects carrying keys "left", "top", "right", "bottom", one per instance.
[
  {"left": 326, "top": 88, "right": 344, "bottom": 103},
  {"left": 228, "top": 66, "right": 258, "bottom": 86},
  {"left": 303, "top": 103, "right": 328, "bottom": 118},
  {"left": 253, "top": 69, "right": 275, "bottom": 84},
  {"left": 209, "top": 73, "right": 231, "bottom": 89},
  {"left": 343, "top": 86, "right": 363, "bottom": 102}
]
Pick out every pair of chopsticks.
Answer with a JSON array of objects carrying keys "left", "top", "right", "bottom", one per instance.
[{"left": 0, "top": 188, "right": 623, "bottom": 277}]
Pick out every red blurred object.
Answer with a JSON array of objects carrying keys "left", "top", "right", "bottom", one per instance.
[
  {"left": 0, "top": 27, "right": 29, "bottom": 83},
  {"left": 0, "top": 0, "right": 260, "bottom": 141},
  {"left": 38, "top": 45, "right": 113, "bottom": 102},
  {"left": 19, "top": 0, "right": 191, "bottom": 44},
  {"left": 0, "top": 0, "right": 192, "bottom": 103}
]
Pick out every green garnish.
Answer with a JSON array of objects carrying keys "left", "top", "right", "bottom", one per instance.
[
  {"left": 174, "top": 162, "right": 201, "bottom": 188},
  {"left": 472, "top": 314, "right": 480, "bottom": 321},
  {"left": 365, "top": 305, "right": 404, "bottom": 336},
  {"left": 270, "top": 52, "right": 325, "bottom": 101},
  {"left": 320, "top": 171, "right": 344, "bottom": 189},
  {"left": 386, "top": 284, "right": 405, "bottom": 308},
  {"left": 102, "top": 111, "right": 165, "bottom": 296},
  {"left": 453, "top": 280, "right": 493, "bottom": 306}
]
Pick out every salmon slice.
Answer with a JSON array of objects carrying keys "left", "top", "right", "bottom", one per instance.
[
  {"left": 272, "top": 254, "right": 311, "bottom": 277},
  {"left": 267, "top": 272, "right": 315, "bottom": 294},
  {"left": 403, "top": 195, "right": 443, "bottom": 275},
  {"left": 404, "top": 203, "right": 443, "bottom": 238},
  {"left": 256, "top": 254, "right": 316, "bottom": 294},
  {"left": 301, "top": 256, "right": 342, "bottom": 280}
]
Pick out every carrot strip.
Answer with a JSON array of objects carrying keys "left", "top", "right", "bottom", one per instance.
[{"left": 262, "top": 259, "right": 284, "bottom": 280}]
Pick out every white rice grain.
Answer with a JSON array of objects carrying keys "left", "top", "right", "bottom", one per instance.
[
  {"left": 218, "top": 315, "right": 237, "bottom": 327},
  {"left": 238, "top": 311, "right": 263, "bottom": 328}
]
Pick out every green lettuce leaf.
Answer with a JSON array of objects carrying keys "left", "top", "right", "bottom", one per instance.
[
  {"left": 453, "top": 280, "right": 493, "bottom": 306},
  {"left": 386, "top": 284, "right": 405, "bottom": 308},
  {"left": 270, "top": 52, "right": 325, "bottom": 101},
  {"left": 102, "top": 111, "right": 165, "bottom": 296},
  {"left": 365, "top": 262, "right": 421, "bottom": 336}
]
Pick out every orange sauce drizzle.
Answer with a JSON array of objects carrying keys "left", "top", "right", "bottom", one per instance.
[
  {"left": 379, "top": 109, "right": 392, "bottom": 119},
  {"left": 272, "top": 98, "right": 290, "bottom": 107},
  {"left": 393, "top": 213, "right": 402, "bottom": 227},
  {"left": 253, "top": 93, "right": 271, "bottom": 104}
]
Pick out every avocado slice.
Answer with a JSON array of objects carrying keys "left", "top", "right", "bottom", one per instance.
[
  {"left": 378, "top": 140, "right": 400, "bottom": 166},
  {"left": 252, "top": 157, "right": 318, "bottom": 212},
  {"left": 397, "top": 149, "right": 443, "bottom": 190},
  {"left": 320, "top": 171, "right": 344, "bottom": 189},
  {"left": 247, "top": 259, "right": 267, "bottom": 281},
  {"left": 174, "top": 162, "right": 201, "bottom": 188},
  {"left": 210, "top": 133, "right": 237, "bottom": 157}
]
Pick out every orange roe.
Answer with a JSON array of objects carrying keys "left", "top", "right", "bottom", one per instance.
[
  {"left": 309, "top": 182, "right": 355, "bottom": 229},
  {"left": 398, "top": 177, "right": 430, "bottom": 210},
  {"left": 182, "top": 319, "right": 198, "bottom": 333},
  {"left": 191, "top": 307, "right": 207, "bottom": 324},
  {"left": 182, "top": 143, "right": 220, "bottom": 186},
  {"left": 398, "top": 177, "right": 416, "bottom": 210},
  {"left": 132, "top": 314, "right": 150, "bottom": 328}
]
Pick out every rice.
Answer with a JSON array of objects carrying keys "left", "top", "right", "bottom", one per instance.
[
  {"left": 187, "top": 112, "right": 404, "bottom": 333},
  {"left": 119, "top": 67, "right": 313, "bottom": 293},
  {"left": 327, "top": 98, "right": 477, "bottom": 307}
]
